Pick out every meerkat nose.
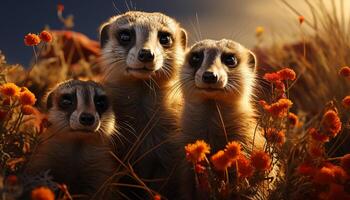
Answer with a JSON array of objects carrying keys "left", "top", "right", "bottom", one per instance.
[
  {"left": 79, "top": 113, "right": 95, "bottom": 126},
  {"left": 138, "top": 48, "right": 154, "bottom": 63},
  {"left": 202, "top": 71, "right": 218, "bottom": 84}
]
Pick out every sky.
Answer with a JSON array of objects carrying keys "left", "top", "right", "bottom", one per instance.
[{"left": 0, "top": 0, "right": 348, "bottom": 66}]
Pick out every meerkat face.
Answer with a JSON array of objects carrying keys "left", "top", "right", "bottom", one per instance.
[
  {"left": 180, "top": 39, "right": 257, "bottom": 101},
  {"left": 46, "top": 80, "right": 116, "bottom": 136},
  {"left": 100, "top": 11, "right": 187, "bottom": 81}
]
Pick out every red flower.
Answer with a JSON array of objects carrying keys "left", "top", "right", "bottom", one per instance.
[
  {"left": 185, "top": 140, "right": 210, "bottom": 163},
  {"left": 309, "top": 128, "right": 329, "bottom": 142},
  {"left": 211, "top": 150, "right": 231, "bottom": 171},
  {"left": 57, "top": 3, "right": 64, "bottom": 13},
  {"left": 237, "top": 155, "right": 254, "bottom": 178},
  {"left": 263, "top": 72, "right": 281, "bottom": 83},
  {"left": 24, "top": 33, "right": 41, "bottom": 46},
  {"left": 195, "top": 164, "right": 206, "bottom": 174},
  {"left": 339, "top": 66, "right": 350, "bottom": 77},
  {"left": 288, "top": 112, "right": 299, "bottom": 127},
  {"left": 264, "top": 128, "right": 285, "bottom": 145},
  {"left": 31, "top": 187, "right": 55, "bottom": 200},
  {"left": 224, "top": 141, "right": 241, "bottom": 160},
  {"left": 341, "top": 154, "right": 350, "bottom": 172},
  {"left": 154, "top": 194, "right": 161, "bottom": 200},
  {"left": 297, "top": 162, "right": 315, "bottom": 176},
  {"left": 342, "top": 96, "right": 350, "bottom": 108},
  {"left": 277, "top": 68, "right": 296, "bottom": 81},
  {"left": 39, "top": 31, "right": 53, "bottom": 43},
  {"left": 263, "top": 98, "right": 293, "bottom": 118},
  {"left": 324, "top": 183, "right": 350, "bottom": 200},
  {"left": 251, "top": 150, "right": 271, "bottom": 171},
  {"left": 321, "top": 110, "right": 342, "bottom": 137},
  {"left": 308, "top": 143, "right": 325, "bottom": 157},
  {"left": 313, "top": 166, "right": 335, "bottom": 185}
]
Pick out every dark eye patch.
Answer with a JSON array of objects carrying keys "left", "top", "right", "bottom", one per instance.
[
  {"left": 158, "top": 31, "right": 173, "bottom": 47},
  {"left": 117, "top": 29, "right": 134, "bottom": 46},
  {"left": 221, "top": 53, "right": 238, "bottom": 68},
  {"left": 94, "top": 95, "right": 109, "bottom": 115},
  {"left": 58, "top": 93, "right": 76, "bottom": 111},
  {"left": 188, "top": 51, "right": 204, "bottom": 69}
]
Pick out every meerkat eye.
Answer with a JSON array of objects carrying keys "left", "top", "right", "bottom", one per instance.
[
  {"left": 117, "top": 30, "right": 132, "bottom": 46},
  {"left": 189, "top": 51, "right": 204, "bottom": 68},
  {"left": 158, "top": 32, "right": 172, "bottom": 47},
  {"left": 222, "top": 53, "right": 238, "bottom": 68},
  {"left": 94, "top": 95, "right": 109, "bottom": 113},
  {"left": 59, "top": 94, "right": 74, "bottom": 109}
]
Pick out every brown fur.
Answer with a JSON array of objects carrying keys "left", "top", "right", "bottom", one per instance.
[
  {"left": 177, "top": 39, "right": 265, "bottom": 199},
  {"left": 25, "top": 80, "right": 117, "bottom": 199},
  {"left": 99, "top": 11, "right": 187, "bottom": 197}
]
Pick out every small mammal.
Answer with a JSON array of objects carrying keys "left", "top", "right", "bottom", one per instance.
[
  {"left": 25, "top": 80, "right": 117, "bottom": 199},
  {"left": 178, "top": 39, "right": 265, "bottom": 199},
  {"left": 99, "top": 11, "right": 187, "bottom": 197}
]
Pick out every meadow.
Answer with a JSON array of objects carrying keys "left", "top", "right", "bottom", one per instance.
[{"left": 0, "top": 1, "right": 350, "bottom": 200}]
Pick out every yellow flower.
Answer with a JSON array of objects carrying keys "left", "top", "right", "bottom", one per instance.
[{"left": 255, "top": 26, "right": 264, "bottom": 37}]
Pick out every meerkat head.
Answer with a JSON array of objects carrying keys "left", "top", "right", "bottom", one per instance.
[
  {"left": 100, "top": 11, "right": 187, "bottom": 82},
  {"left": 46, "top": 80, "right": 116, "bottom": 136},
  {"left": 180, "top": 39, "right": 257, "bottom": 102}
]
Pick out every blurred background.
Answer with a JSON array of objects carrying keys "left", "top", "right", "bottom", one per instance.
[{"left": 1, "top": 0, "right": 344, "bottom": 66}]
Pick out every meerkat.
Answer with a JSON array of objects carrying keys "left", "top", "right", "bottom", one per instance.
[
  {"left": 25, "top": 80, "right": 117, "bottom": 199},
  {"left": 99, "top": 11, "right": 187, "bottom": 197},
  {"left": 178, "top": 39, "right": 265, "bottom": 199}
]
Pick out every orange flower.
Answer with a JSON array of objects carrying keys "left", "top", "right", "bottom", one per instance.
[
  {"left": 24, "top": 33, "right": 41, "bottom": 46},
  {"left": 19, "top": 89, "right": 36, "bottom": 106},
  {"left": 264, "top": 129, "right": 285, "bottom": 145},
  {"left": 57, "top": 3, "right": 64, "bottom": 13},
  {"left": 339, "top": 66, "right": 350, "bottom": 77},
  {"left": 321, "top": 110, "right": 342, "bottom": 137},
  {"left": 341, "top": 154, "right": 350, "bottom": 172},
  {"left": 277, "top": 68, "right": 296, "bottom": 81},
  {"left": 211, "top": 150, "right": 231, "bottom": 171},
  {"left": 297, "top": 162, "right": 315, "bottom": 176},
  {"left": 263, "top": 72, "right": 281, "bottom": 83},
  {"left": 251, "top": 150, "right": 271, "bottom": 171},
  {"left": 264, "top": 98, "right": 293, "bottom": 118},
  {"left": 22, "top": 105, "right": 36, "bottom": 115},
  {"left": 185, "top": 140, "right": 210, "bottom": 163},
  {"left": 236, "top": 155, "right": 254, "bottom": 178},
  {"left": 342, "top": 96, "right": 350, "bottom": 108},
  {"left": 309, "top": 128, "right": 329, "bottom": 142},
  {"left": 288, "top": 113, "right": 299, "bottom": 127},
  {"left": 39, "top": 31, "right": 53, "bottom": 43},
  {"left": 298, "top": 16, "right": 305, "bottom": 24},
  {"left": 153, "top": 194, "right": 161, "bottom": 200},
  {"left": 224, "top": 141, "right": 241, "bottom": 160},
  {"left": 313, "top": 166, "right": 335, "bottom": 185},
  {"left": 0, "top": 83, "right": 20, "bottom": 97},
  {"left": 31, "top": 186, "right": 55, "bottom": 200}
]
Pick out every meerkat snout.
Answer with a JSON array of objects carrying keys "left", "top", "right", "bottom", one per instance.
[{"left": 46, "top": 80, "right": 115, "bottom": 135}]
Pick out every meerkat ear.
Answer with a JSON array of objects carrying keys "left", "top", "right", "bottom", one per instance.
[
  {"left": 100, "top": 23, "right": 110, "bottom": 48},
  {"left": 248, "top": 51, "right": 257, "bottom": 70},
  {"left": 46, "top": 92, "right": 53, "bottom": 110},
  {"left": 179, "top": 28, "right": 188, "bottom": 50}
]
